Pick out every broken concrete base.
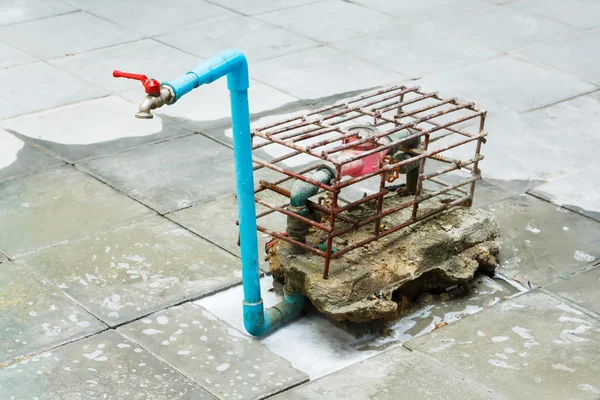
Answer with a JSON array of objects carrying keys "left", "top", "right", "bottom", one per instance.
[{"left": 270, "top": 193, "right": 500, "bottom": 323}]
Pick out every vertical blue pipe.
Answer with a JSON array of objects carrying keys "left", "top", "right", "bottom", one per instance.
[{"left": 162, "top": 49, "right": 305, "bottom": 336}]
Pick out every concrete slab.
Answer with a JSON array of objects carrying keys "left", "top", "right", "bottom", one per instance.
[
  {"left": 78, "top": 135, "right": 235, "bottom": 214},
  {"left": 351, "top": 0, "right": 490, "bottom": 22},
  {"left": 251, "top": 47, "right": 406, "bottom": 100},
  {"left": 406, "top": 291, "right": 600, "bottom": 399},
  {"left": 0, "top": 166, "right": 152, "bottom": 258},
  {"left": 334, "top": 24, "right": 497, "bottom": 79},
  {"left": 416, "top": 55, "right": 596, "bottom": 112},
  {"left": 511, "top": 0, "right": 600, "bottom": 30},
  {"left": 197, "top": 273, "right": 516, "bottom": 379},
  {"left": 120, "top": 77, "right": 299, "bottom": 133},
  {"left": 0, "top": 62, "right": 108, "bottom": 120},
  {"left": 17, "top": 216, "right": 243, "bottom": 327},
  {"left": 156, "top": 17, "right": 318, "bottom": 63},
  {"left": 50, "top": 39, "right": 202, "bottom": 94},
  {"left": 2, "top": 96, "right": 192, "bottom": 163},
  {"left": 0, "top": 128, "right": 64, "bottom": 183},
  {"left": 0, "top": 0, "right": 76, "bottom": 26},
  {"left": 0, "top": 12, "right": 143, "bottom": 60},
  {"left": 117, "top": 303, "right": 309, "bottom": 399},
  {"left": 545, "top": 265, "right": 600, "bottom": 318},
  {"left": 0, "top": 330, "right": 210, "bottom": 399},
  {"left": 67, "top": 0, "right": 239, "bottom": 36},
  {"left": 271, "top": 345, "right": 506, "bottom": 399},
  {"left": 428, "top": 99, "right": 600, "bottom": 183},
  {"left": 210, "top": 0, "right": 321, "bottom": 15},
  {"left": 257, "top": 0, "right": 401, "bottom": 43},
  {"left": 0, "top": 262, "right": 105, "bottom": 363},
  {"left": 0, "top": 42, "right": 37, "bottom": 69},
  {"left": 528, "top": 166, "right": 600, "bottom": 222},
  {"left": 516, "top": 30, "right": 600, "bottom": 85},
  {"left": 167, "top": 191, "right": 286, "bottom": 272},
  {"left": 427, "top": 5, "right": 577, "bottom": 52},
  {"left": 485, "top": 194, "right": 600, "bottom": 288}
]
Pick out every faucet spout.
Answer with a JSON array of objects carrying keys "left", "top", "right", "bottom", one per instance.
[{"left": 136, "top": 86, "right": 174, "bottom": 119}]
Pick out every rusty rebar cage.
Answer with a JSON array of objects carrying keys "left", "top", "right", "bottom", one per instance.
[{"left": 251, "top": 84, "right": 487, "bottom": 279}]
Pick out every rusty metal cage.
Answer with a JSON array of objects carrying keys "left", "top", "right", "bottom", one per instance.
[{"left": 251, "top": 84, "right": 487, "bottom": 279}]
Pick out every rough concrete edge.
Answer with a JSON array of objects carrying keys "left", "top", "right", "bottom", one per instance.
[{"left": 115, "top": 302, "right": 310, "bottom": 400}]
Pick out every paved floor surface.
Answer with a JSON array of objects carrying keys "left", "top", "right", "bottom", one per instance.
[{"left": 1, "top": 0, "right": 599, "bottom": 399}]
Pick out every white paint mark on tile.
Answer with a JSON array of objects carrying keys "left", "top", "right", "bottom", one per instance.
[
  {"left": 511, "top": 326, "right": 534, "bottom": 339},
  {"left": 492, "top": 336, "right": 510, "bottom": 342},
  {"left": 574, "top": 251, "right": 595, "bottom": 262}
]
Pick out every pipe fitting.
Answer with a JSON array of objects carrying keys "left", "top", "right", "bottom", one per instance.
[
  {"left": 287, "top": 165, "right": 335, "bottom": 247},
  {"left": 136, "top": 86, "right": 174, "bottom": 119}
]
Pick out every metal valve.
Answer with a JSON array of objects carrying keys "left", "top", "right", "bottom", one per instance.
[{"left": 112, "top": 70, "right": 160, "bottom": 96}]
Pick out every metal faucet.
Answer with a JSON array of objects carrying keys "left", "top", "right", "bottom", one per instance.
[{"left": 112, "top": 70, "right": 174, "bottom": 119}]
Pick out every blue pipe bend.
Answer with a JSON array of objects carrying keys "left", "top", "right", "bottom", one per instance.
[{"left": 162, "top": 49, "right": 306, "bottom": 336}]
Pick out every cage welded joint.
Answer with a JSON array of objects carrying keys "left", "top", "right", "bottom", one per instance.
[{"left": 114, "top": 49, "right": 487, "bottom": 336}]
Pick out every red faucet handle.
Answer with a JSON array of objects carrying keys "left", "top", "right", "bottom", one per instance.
[{"left": 112, "top": 70, "right": 161, "bottom": 96}]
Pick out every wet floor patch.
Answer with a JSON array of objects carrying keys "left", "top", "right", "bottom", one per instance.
[
  {"left": 196, "top": 273, "right": 517, "bottom": 380},
  {"left": 0, "top": 330, "right": 208, "bottom": 399},
  {"left": 117, "top": 302, "right": 308, "bottom": 400},
  {"left": 406, "top": 291, "right": 600, "bottom": 399},
  {"left": 0, "top": 166, "right": 152, "bottom": 258},
  {"left": 0, "top": 262, "right": 105, "bottom": 364},
  {"left": 485, "top": 194, "right": 600, "bottom": 288},
  {"left": 16, "top": 216, "right": 243, "bottom": 327}
]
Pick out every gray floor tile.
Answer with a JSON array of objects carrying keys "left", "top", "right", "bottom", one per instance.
[
  {"left": 2, "top": 95, "right": 192, "bottom": 163},
  {"left": 0, "top": 12, "right": 143, "bottom": 60},
  {"left": 50, "top": 39, "right": 202, "bottom": 94},
  {"left": 545, "top": 265, "right": 600, "bottom": 317},
  {"left": 78, "top": 135, "right": 236, "bottom": 214},
  {"left": 334, "top": 24, "right": 497, "bottom": 79},
  {"left": 257, "top": 0, "right": 401, "bottom": 43},
  {"left": 0, "top": 62, "right": 108, "bottom": 120},
  {"left": 515, "top": 30, "right": 600, "bottom": 85},
  {"left": 0, "top": 253, "right": 6, "bottom": 263},
  {"left": 156, "top": 17, "right": 318, "bottom": 62},
  {"left": 0, "top": 166, "right": 152, "bottom": 258},
  {"left": 0, "top": 42, "right": 37, "bottom": 69},
  {"left": 118, "top": 303, "right": 309, "bottom": 399},
  {"left": 511, "top": 0, "right": 600, "bottom": 30},
  {"left": 0, "top": 128, "right": 64, "bottom": 183},
  {"left": 485, "top": 194, "right": 600, "bottom": 287},
  {"left": 0, "top": 0, "right": 76, "bottom": 26},
  {"left": 68, "top": 0, "right": 239, "bottom": 36},
  {"left": 251, "top": 47, "right": 407, "bottom": 100},
  {"left": 17, "top": 216, "right": 243, "bottom": 327},
  {"left": 350, "top": 0, "right": 490, "bottom": 22},
  {"left": 428, "top": 100, "right": 600, "bottom": 183},
  {"left": 406, "top": 291, "right": 600, "bottom": 399},
  {"left": 427, "top": 5, "right": 577, "bottom": 52},
  {"left": 0, "top": 262, "right": 105, "bottom": 363},
  {"left": 416, "top": 56, "right": 596, "bottom": 112},
  {"left": 521, "top": 90, "right": 600, "bottom": 146},
  {"left": 212, "top": 0, "right": 323, "bottom": 15},
  {"left": 0, "top": 330, "right": 211, "bottom": 399},
  {"left": 528, "top": 166, "right": 600, "bottom": 222},
  {"left": 167, "top": 192, "right": 286, "bottom": 271},
  {"left": 271, "top": 345, "right": 506, "bottom": 399}
]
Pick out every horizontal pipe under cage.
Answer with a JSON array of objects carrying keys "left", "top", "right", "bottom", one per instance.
[{"left": 250, "top": 84, "right": 487, "bottom": 279}]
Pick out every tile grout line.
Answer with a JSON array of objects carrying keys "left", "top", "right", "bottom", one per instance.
[
  {"left": 540, "top": 288, "right": 600, "bottom": 322},
  {"left": 525, "top": 191, "right": 600, "bottom": 225}
]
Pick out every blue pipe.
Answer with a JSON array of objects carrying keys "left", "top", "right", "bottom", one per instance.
[{"left": 162, "top": 49, "right": 306, "bottom": 336}]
